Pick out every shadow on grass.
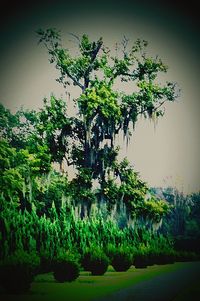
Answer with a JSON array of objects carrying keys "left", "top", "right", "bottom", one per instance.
[{"left": 1, "top": 263, "right": 199, "bottom": 301}]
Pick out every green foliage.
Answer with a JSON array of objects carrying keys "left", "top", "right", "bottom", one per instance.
[
  {"left": 101, "top": 177, "right": 121, "bottom": 210},
  {"left": 35, "top": 95, "right": 70, "bottom": 164},
  {"left": 0, "top": 32, "right": 186, "bottom": 289},
  {"left": 133, "top": 253, "right": 148, "bottom": 268},
  {"left": 144, "top": 235, "right": 176, "bottom": 265},
  {"left": 69, "top": 168, "right": 96, "bottom": 217},
  {"left": 81, "top": 251, "right": 92, "bottom": 271},
  {"left": 0, "top": 191, "right": 198, "bottom": 284},
  {"left": 1, "top": 192, "right": 170, "bottom": 263},
  {"left": 30, "top": 144, "right": 52, "bottom": 174},
  {"left": 36, "top": 29, "right": 179, "bottom": 210},
  {"left": 175, "top": 250, "right": 199, "bottom": 262},
  {"left": 81, "top": 248, "right": 109, "bottom": 275},
  {"left": 0, "top": 104, "right": 38, "bottom": 149},
  {"left": 0, "top": 104, "right": 18, "bottom": 143},
  {"left": 185, "top": 192, "right": 200, "bottom": 238},
  {"left": 0, "top": 139, "right": 40, "bottom": 204},
  {"left": 89, "top": 253, "right": 109, "bottom": 276},
  {"left": 0, "top": 250, "right": 40, "bottom": 293},
  {"left": 53, "top": 252, "right": 80, "bottom": 282},
  {"left": 136, "top": 197, "right": 170, "bottom": 223},
  {"left": 109, "top": 246, "right": 133, "bottom": 272},
  {"left": 39, "top": 250, "right": 55, "bottom": 273},
  {"left": 34, "top": 171, "right": 69, "bottom": 215},
  {"left": 152, "top": 188, "right": 200, "bottom": 243},
  {"left": 78, "top": 81, "right": 121, "bottom": 124}
]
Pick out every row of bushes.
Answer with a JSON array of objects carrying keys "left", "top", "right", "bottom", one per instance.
[
  {"left": 1, "top": 247, "right": 199, "bottom": 294},
  {"left": 81, "top": 245, "right": 200, "bottom": 273},
  {"left": 0, "top": 250, "right": 80, "bottom": 294}
]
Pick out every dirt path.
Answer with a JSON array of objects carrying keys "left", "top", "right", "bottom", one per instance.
[{"left": 96, "top": 262, "right": 200, "bottom": 301}]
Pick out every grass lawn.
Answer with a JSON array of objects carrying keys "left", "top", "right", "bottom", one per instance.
[{"left": 0, "top": 263, "right": 191, "bottom": 301}]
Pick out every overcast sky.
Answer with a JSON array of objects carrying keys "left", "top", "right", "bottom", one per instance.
[{"left": 0, "top": 0, "right": 199, "bottom": 193}]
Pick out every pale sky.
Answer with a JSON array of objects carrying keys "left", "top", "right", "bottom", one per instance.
[{"left": 0, "top": 0, "right": 199, "bottom": 194}]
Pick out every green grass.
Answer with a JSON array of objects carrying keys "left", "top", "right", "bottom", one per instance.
[{"left": 0, "top": 263, "right": 188, "bottom": 301}]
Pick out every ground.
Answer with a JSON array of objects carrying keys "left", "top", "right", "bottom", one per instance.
[{"left": 1, "top": 262, "right": 200, "bottom": 301}]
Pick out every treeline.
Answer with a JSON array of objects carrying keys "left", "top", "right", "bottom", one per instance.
[{"left": 152, "top": 187, "right": 200, "bottom": 253}]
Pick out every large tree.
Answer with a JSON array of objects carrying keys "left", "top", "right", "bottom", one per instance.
[
  {"left": 37, "top": 29, "right": 178, "bottom": 175},
  {"left": 36, "top": 29, "right": 178, "bottom": 219}
]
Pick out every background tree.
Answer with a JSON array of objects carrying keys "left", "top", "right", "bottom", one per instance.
[
  {"left": 188, "top": 192, "right": 200, "bottom": 237},
  {"left": 0, "top": 103, "right": 38, "bottom": 150}
]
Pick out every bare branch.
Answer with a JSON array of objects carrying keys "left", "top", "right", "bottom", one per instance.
[{"left": 67, "top": 32, "right": 80, "bottom": 43}]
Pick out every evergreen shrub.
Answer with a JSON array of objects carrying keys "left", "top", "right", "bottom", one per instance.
[
  {"left": 175, "top": 251, "right": 199, "bottom": 262},
  {"left": 0, "top": 250, "right": 40, "bottom": 293},
  {"left": 81, "top": 248, "right": 109, "bottom": 275},
  {"left": 133, "top": 251, "right": 148, "bottom": 269},
  {"left": 53, "top": 253, "right": 80, "bottom": 282},
  {"left": 110, "top": 247, "right": 132, "bottom": 272}
]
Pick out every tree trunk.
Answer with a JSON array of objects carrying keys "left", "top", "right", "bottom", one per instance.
[{"left": 84, "top": 123, "right": 92, "bottom": 168}]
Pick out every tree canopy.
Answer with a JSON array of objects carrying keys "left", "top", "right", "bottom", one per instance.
[
  {"left": 36, "top": 29, "right": 178, "bottom": 183},
  {"left": 0, "top": 29, "right": 179, "bottom": 224}
]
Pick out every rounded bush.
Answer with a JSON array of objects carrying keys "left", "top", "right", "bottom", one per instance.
[
  {"left": 81, "top": 249, "right": 109, "bottom": 275},
  {"left": 155, "top": 252, "right": 175, "bottom": 265},
  {"left": 134, "top": 254, "right": 148, "bottom": 269},
  {"left": 111, "top": 250, "right": 132, "bottom": 272},
  {"left": 0, "top": 250, "right": 40, "bottom": 293},
  {"left": 53, "top": 254, "right": 80, "bottom": 282},
  {"left": 145, "top": 252, "right": 156, "bottom": 266},
  {"left": 175, "top": 251, "right": 198, "bottom": 262},
  {"left": 89, "top": 252, "right": 109, "bottom": 275}
]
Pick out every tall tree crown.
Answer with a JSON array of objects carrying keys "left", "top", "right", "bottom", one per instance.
[
  {"left": 36, "top": 28, "right": 178, "bottom": 173},
  {"left": 34, "top": 28, "right": 179, "bottom": 219}
]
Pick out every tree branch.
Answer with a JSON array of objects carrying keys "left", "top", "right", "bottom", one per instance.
[
  {"left": 64, "top": 68, "right": 84, "bottom": 90},
  {"left": 83, "top": 38, "right": 103, "bottom": 89},
  {"left": 139, "top": 99, "right": 167, "bottom": 115},
  {"left": 109, "top": 70, "right": 137, "bottom": 85}
]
